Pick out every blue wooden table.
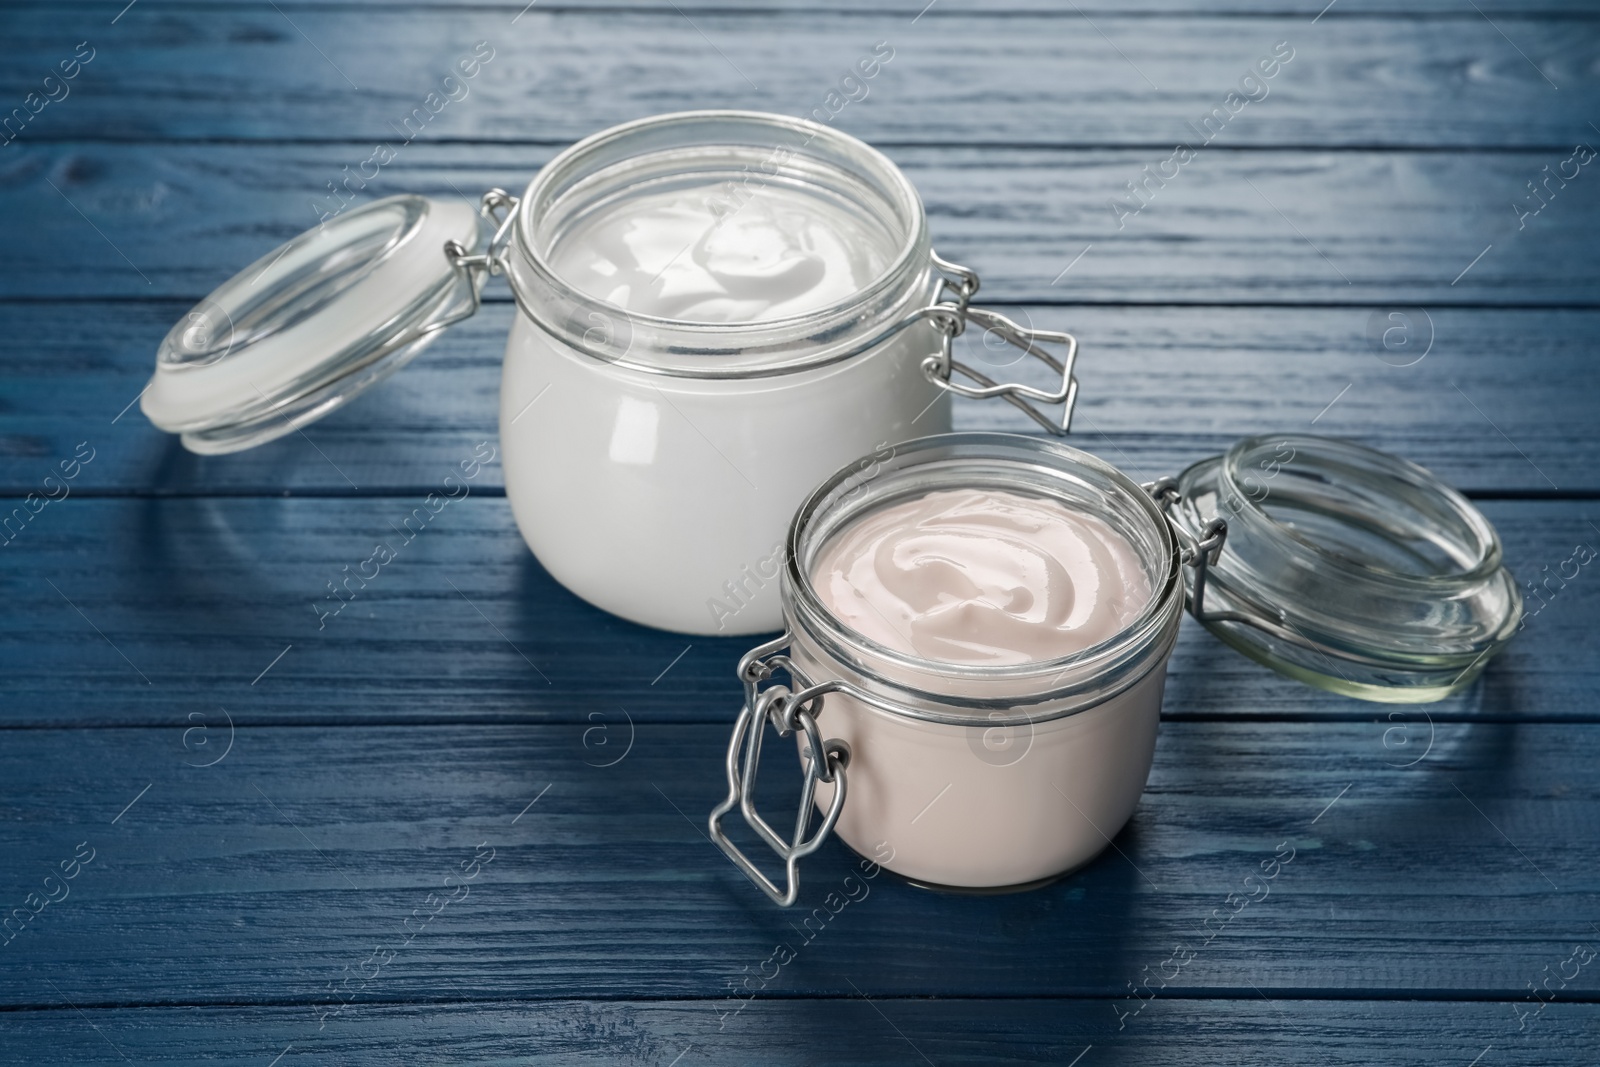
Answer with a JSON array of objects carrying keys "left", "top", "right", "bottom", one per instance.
[{"left": 3, "top": 2, "right": 1598, "bottom": 1063}]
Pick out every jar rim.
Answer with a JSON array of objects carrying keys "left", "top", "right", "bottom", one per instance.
[
  {"left": 507, "top": 110, "right": 932, "bottom": 375},
  {"left": 782, "top": 432, "right": 1185, "bottom": 717}
]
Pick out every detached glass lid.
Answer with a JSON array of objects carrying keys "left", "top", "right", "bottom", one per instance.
[
  {"left": 140, "top": 194, "right": 484, "bottom": 454},
  {"left": 1153, "top": 434, "right": 1522, "bottom": 703}
]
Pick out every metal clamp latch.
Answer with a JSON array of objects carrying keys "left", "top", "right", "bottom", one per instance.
[
  {"left": 443, "top": 188, "right": 520, "bottom": 316},
  {"left": 1147, "top": 477, "right": 1379, "bottom": 665},
  {"left": 1151, "top": 476, "right": 1358, "bottom": 650},
  {"left": 918, "top": 253, "right": 1082, "bottom": 435},
  {"left": 1146, "top": 477, "right": 1229, "bottom": 623},
  {"left": 708, "top": 634, "right": 850, "bottom": 907}
]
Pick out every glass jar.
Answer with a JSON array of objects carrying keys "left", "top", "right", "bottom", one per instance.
[
  {"left": 710, "top": 434, "right": 1183, "bottom": 901},
  {"left": 139, "top": 112, "right": 1081, "bottom": 635},
  {"left": 498, "top": 112, "right": 942, "bottom": 635},
  {"left": 710, "top": 432, "right": 1521, "bottom": 905}
]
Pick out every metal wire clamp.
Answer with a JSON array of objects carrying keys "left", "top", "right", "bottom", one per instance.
[
  {"left": 918, "top": 253, "right": 1082, "bottom": 435},
  {"left": 1145, "top": 477, "right": 1229, "bottom": 623},
  {"left": 1146, "top": 477, "right": 1393, "bottom": 668},
  {"left": 441, "top": 216, "right": 1084, "bottom": 420},
  {"left": 708, "top": 635, "right": 851, "bottom": 907},
  {"left": 442, "top": 188, "right": 521, "bottom": 317}
]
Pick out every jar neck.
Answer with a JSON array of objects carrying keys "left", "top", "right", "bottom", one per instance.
[{"left": 505, "top": 111, "right": 932, "bottom": 379}]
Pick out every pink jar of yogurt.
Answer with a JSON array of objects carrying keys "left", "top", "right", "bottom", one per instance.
[
  {"left": 710, "top": 433, "right": 1188, "bottom": 901},
  {"left": 709, "top": 431, "right": 1524, "bottom": 904}
]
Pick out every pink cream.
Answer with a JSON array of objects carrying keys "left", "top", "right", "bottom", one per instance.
[
  {"left": 797, "top": 487, "right": 1168, "bottom": 888},
  {"left": 812, "top": 488, "right": 1151, "bottom": 665}
]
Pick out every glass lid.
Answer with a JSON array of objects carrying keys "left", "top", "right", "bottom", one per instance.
[
  {"left": 1163, "top": 434, "right": 1522, "bottom": 703},
  {"left": 141, "top": 194, "right": 483, "bottom": 454}
]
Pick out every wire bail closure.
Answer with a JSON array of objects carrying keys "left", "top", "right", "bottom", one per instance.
[
  {"left": 1148, "top": 475, "right": 1442, "bottom": 671},
  {"left": 1147, "top": 475, "right": 1393, "bottom": 672},
  {"left": 1145, "top": 477, "right": 1229, "bottom": 623},
  {"left": 708, "top": 634, "right": 851, "bottom": 907},
  {"left": 443, "top": 210, "right": 1085, "bottom": 415},
  {"left": 442, "top": 188, "right": 521, "bottom": 319},
  {"left": 918, "top": 252, "right": 1082, "bottom": 435}
]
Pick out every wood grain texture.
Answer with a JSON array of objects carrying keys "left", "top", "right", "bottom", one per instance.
[
  {"left": 0, "top": 497, "right": 1592, "bottom": 727},
  {"left": 4, "top": 7, "right": 1597, "bottom": 147},
  {"left": 2, "top": 301, "right": 1593, "bottom": 496},
  {"left": 0, "top": 999, "right": 1595, "bottom": 1066},
  {"left": 5, "top": 143, "right": 1597, "bottom": 304},
  {"left": 38, "top": 0, "right": 1600, "bottom": 11},
  {"left": 3, "top": 0, "right": 1597, "bottom": 1054},
  {"left": 0, "top": 720, "right": 1596, "bottom": 1005}
]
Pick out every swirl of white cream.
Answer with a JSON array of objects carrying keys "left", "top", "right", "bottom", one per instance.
[
  {"left": 813, "top": 488, "right": 1152, "bottom": 665},
  {"left": 548, "top": 185, "right": 887, "bottom": 323}
]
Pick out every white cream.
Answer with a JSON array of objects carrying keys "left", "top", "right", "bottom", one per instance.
[
  {"left": 813, "top": 488, "right": 1151, "bottom": 665},
  {"left": 502, "top": 170, "right": 945, "bottom": 635},
  {"left": 547, "top": 184, "right": 892, "bottom": 323},
  {"left": 502, "top": 317, "right": 947, "bottom": 635}
]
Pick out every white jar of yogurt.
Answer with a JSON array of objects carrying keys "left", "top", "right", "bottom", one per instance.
[{"left": 138, "top": 112, "right": 1080, "bottom": 635}]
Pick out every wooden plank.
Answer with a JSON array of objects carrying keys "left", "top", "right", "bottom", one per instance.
[
  {"left": 0, "top": 497, "right": 1593, "bottom": 727},
  {"left": 0, "top": 999, "right": 1594, "bottom": 1066},
  {"left": 3, "top": 0, "right": 1591, "bottom": 1052},
  {"left": 0, "top": 719, "right": 1596, "bottom": 1006},
  {"left": 4, "top": 301, "right": 1594, "bottom": 496},
  {"left": 5, "top": 143, "right": 1597, "bottom": 304},
  {"left": 4, "top": 8, "right": 1597, "bottom": 147},
  {"left": 38, "top": 0, "right": 1600, "bottom": 12}
]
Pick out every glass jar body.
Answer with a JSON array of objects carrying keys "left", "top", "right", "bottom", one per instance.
[
  {"left": 780, "top": 433, "right": 1185, "bottom": 888},
  {"left": 499, "top": 110, "right": 948, "bottom": 633},
  {"left": 500, "top": 313, "right": 948, "bottom": 634},
  {"left": 790, "top": 630, "right": 1173, "bottom": 888}
]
